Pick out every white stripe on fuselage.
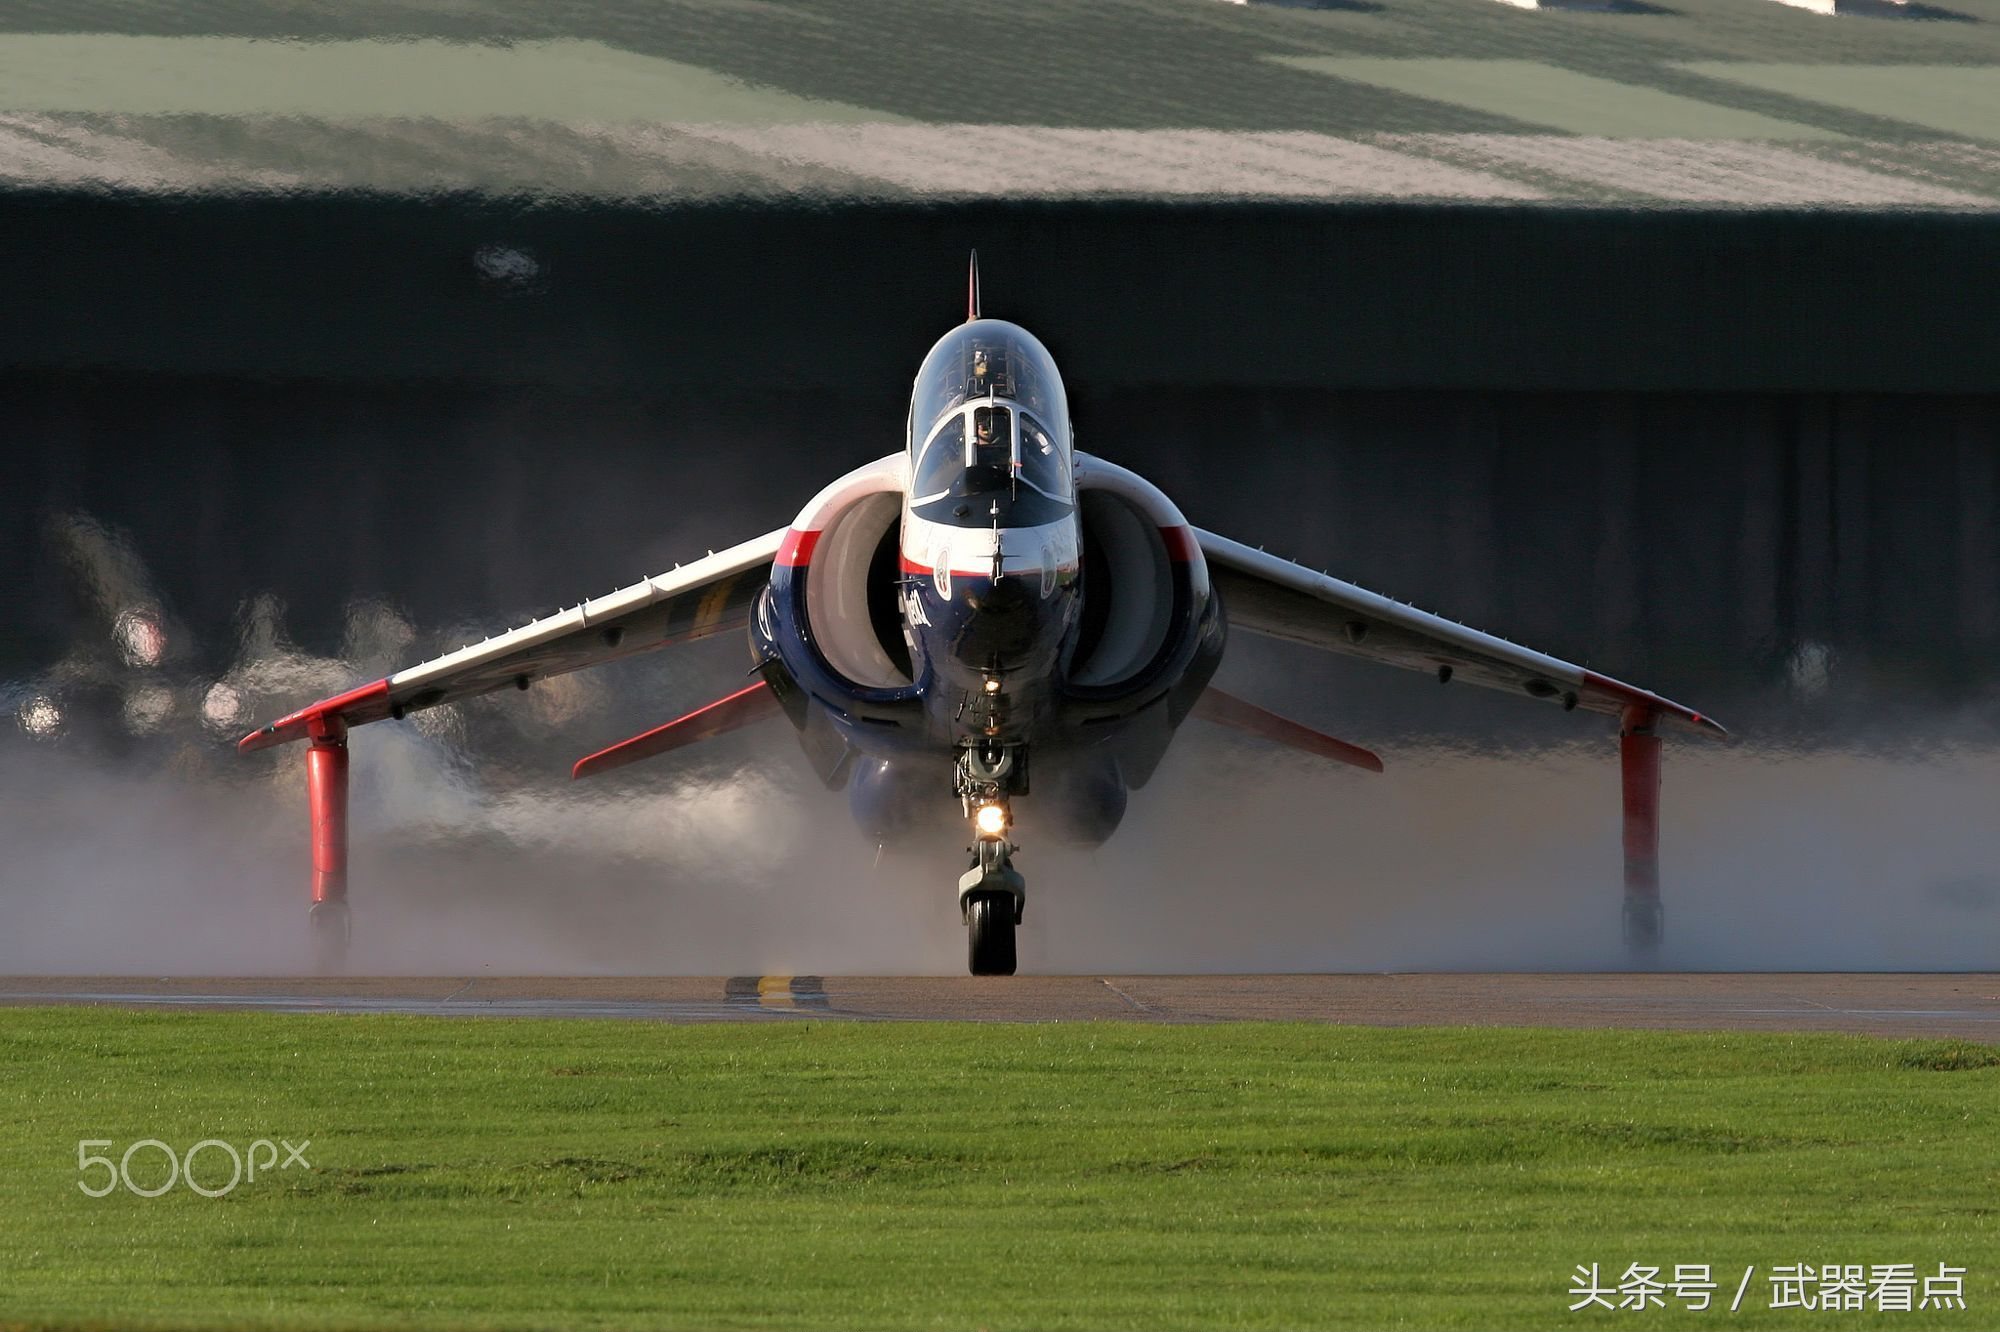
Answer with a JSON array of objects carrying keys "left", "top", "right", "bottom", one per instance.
[{"left": 901, "top": 510, "right": 1080, "bottom": 582}]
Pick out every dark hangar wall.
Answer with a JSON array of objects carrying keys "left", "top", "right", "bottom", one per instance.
[{"left": 10, "top": 193, "right": 2000, "bottom": 393}]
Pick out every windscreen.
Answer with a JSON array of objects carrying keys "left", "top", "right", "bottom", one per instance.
[
  {"left": 912, "top": 414, "right": 966, "bottom": 500},
  {"left": 1017, "top": 413, "right": 1070, "bottom": 501},
  {"left": 967, "top": 405, "right": 1012, "bottom": 493},
  {"left": 914, "top": 408, "right": 1012, "bottom": 502}
]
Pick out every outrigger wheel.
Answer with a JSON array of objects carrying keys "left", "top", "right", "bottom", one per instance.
[
  {"left": 308, "top": 900, "right": 350, "bottom": 975},
  {"left": 1622, "top": 899, "right": 1664, "bottom": 956}
]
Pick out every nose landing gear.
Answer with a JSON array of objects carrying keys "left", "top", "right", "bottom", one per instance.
[
  {"left": 960, "top": 835, "right": 1024, "bottom": 976},
  {"left": 956, "top": 743, "right": 1027, "bottom": 976}
]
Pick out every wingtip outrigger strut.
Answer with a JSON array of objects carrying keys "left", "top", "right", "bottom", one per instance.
[
  {"left": 304, "top": 712, "right": 352, "bottom": 972},
  {"left": 1619, "top": 704, "right": 1664, "bottom": 955}
]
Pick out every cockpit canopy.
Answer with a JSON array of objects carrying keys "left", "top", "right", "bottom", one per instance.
[{"left": 909, "top": 321, "right": 1073, "bottom": 519}]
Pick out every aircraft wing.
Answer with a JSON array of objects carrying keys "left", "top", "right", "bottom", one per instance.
[
  {"left": 238, "top": 530, "right": 783, "bottom": 752},
  {"left": 1196, "top": 529, "right": 1724, "bottom": 738}
]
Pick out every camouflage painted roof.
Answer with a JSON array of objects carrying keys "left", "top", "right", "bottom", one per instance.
[{"left": 5, "top": 0, "right": 2000, "bottom": 203}]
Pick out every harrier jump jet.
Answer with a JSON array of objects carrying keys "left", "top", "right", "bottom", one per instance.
[{"left": 242, "top": 256, "right": 1724, "bottom": 975}]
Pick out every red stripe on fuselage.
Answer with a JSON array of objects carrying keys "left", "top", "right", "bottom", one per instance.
[{"left": 776, "top": 529, "right": 821, "bottom": 567}]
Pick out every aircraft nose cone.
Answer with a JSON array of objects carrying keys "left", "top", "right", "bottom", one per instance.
[
  {"left": 969, "top": 573, "right": 1031, "bottom": 613},
  {"left": 950, "top": 571, "right": 1067, "bottom": 673}
]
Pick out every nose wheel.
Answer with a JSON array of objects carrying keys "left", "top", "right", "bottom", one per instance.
[
  {"left": 955, "top": 744, "right": 1027, "bottom": 976},
  {"left": 958, "top": 832, "right": 1025, "bottom": 977},
  {"left": 964, "top": 891, "right": 1017, "bottom": 976}
]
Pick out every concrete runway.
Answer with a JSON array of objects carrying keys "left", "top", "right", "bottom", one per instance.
[{"left": 3, "top": 974, "right": 1999, "bottom": 1037}]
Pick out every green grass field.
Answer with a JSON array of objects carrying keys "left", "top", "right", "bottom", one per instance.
[{"left": 0, "top": 1009, "right": 1995, "bottom": 1330}]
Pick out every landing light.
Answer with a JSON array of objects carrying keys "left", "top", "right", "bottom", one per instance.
[
  {"left": 974, "top": 803, "right": 1008, "bottom": 837},
  {"left": 983, "top": 677, "right": 1001, "bottom": 694}
]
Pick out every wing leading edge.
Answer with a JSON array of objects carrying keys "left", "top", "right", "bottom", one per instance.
[
  {"left": 238, "top": 530, "right": 784, "bottom": 752},
  {"left": 1196, "top": 529, "right": 1724, "bottom": 739}
]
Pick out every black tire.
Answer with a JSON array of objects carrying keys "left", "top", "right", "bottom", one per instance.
[
  {"left": 1622, "top": 899, "right": 1663, "bottom": 958},
  {"left": 309, "top": 901, "right": 350, "bottom": 975},
  {"left": 966, "top": 892, "right": 1017, "bottom": 976}
]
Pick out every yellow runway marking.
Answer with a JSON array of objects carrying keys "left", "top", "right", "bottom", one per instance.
[{"left": 724, "top": 975, "right": 828, "bottom": 1011}]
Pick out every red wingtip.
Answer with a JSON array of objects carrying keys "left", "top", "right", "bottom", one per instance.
[
  {"left": 236, "top": 679, "right": 392, "bottom": 754},
  {"left": 1580, "top": 670, "right": 1728, "bottom": 739}
]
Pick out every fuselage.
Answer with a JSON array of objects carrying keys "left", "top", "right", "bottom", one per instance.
[
  {"left": 899, "top": 320, "right": 1083, "bottom": 747},
  {"left": 752, "top": 317, "right": 1223, "bottom": 847}
]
